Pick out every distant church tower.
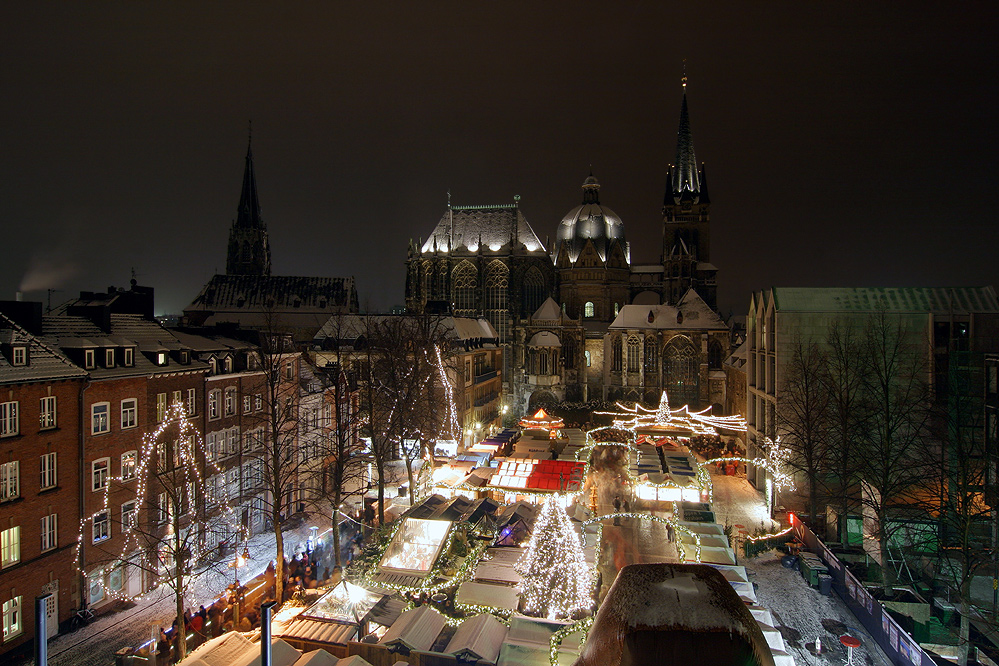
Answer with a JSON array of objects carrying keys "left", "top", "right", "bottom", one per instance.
[
  {"left": 226, "top": 134, "right": 272, "bottom": 276},
  {"left": 662, "top": 74, "right": 716, "bottom": 309}
]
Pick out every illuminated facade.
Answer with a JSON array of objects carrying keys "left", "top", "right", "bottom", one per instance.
[{"left": 405, "top": 80, "right": 727, "bottom": 414}]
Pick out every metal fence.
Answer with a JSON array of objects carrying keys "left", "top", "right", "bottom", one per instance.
[{"left": 789, "top": 514, "right": 937, "bottom": 666}]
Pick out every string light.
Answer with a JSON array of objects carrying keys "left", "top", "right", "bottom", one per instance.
[
  {"left": 594, "top": 391, "right": 748, "bottom": 436},
  {"left": 514, "top": 495, "right": 593, "bottom": 620}
]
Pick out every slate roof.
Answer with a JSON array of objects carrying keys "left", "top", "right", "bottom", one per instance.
[
  {"left": 420, "top": 203, "right": 546, "bottom": 254},
  {"left": 186, "top": 274, "right": 358, "bottom": 314},
  {"left": 0, "top": 312, "right": 87, "bottom": 384},
  {"left": 609, "top": 288, "right": 727, "bottom": 331},
  {"left": 42, "top": 313, "right": 211, "bottom": 379},
  {"left": 771, "top": 287, "right": 999, "bottom": 314}
]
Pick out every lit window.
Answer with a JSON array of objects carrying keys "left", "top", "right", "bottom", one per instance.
[
  {"left": 92, "top": 458, "right": 109, "bottom": 491},
  {"left": 243, "top": 396, "right": 251, "bottom": 414},
  {"left": 224, "top": 356, "right": 233, "bottom": 372},
  {"left": 285, "top": 363, "right": 294, "bottom": 380},
  {"left": 0, "top": 401, "right": 19, "bottom": 437},
  {"left": 92, "top": 511, "right": 110, "bottom": 543},
  {"left": 124, "top": 347, "right": 134, "bottom": 366},
  {"left": 39, "top": 396, "right": 57, "bottom": 429},
  {"left": 158, "top": 492, "right": 168, "bottom": 523},
  {"left": 187, "top": 388, "right": 197, "bottom": 417},
  {"left": 105, "top": 348, "right": 115, "bottom": 368},
  {"left": 120, "top": 398, "right": 137, "bottom": 429},
  {"left": 121, "top": 501, "right": 136, "bottom": 530},
  {"left": 11, "top": 347, "right": 26, "bottom": 366},
  {"left": 172, "top": 390, "right": 182, "bottom": 408},
  {"left": 39, "top": 452, "right": 56, "bottom": 490},
  {"left": 0, "top": 462, "right": 18, "bottom": 502},
  {"left": 40, "top": 514, "right": 57, "bottom": 552},
  {"left": 227, "top": 427, "right": 239, "bottom": 455},
  {"left": 1, "top": 527, "right": 20, "bottom": 568},
  {"left": 2, "top": 594, "right": 22, "bottom": 640},
  {"left": 224, "top": 387, "right": 236, "bottom": 416},
  {"left": 91, "top": 402, "right": 109, "bottom": 434},
  {"left": 84, "top": 349, "right": 95, "bottom": 369},
  {"left": 157, "top": 352, "right": 167, "bottom": 366},
  {"left": 87, "top": 570, "right": 104, "bottom": 606},
  {"left": 584, "top": 301, "right": 595, "bottom": 318},
  {"left": 585, "top": 350, "right": 592, "bottom": 367},
  {"left": 255, "top": 394, "right": 262, "bottom": 411},
  {"left": 121, "top": 451, "right": 137, "bottom": 481},
  {"left": 208, "top": 390, "right": 220, "bottom": 420}
]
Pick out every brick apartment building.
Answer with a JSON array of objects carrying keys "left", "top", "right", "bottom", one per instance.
[{"left": 0, "top": 306, "right": 87, "bottom": 654}]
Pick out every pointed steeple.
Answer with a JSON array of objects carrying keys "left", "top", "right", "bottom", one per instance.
[
  {"left": 226, "top": 125, "right": 272, "bottom": 276},
  {"left": 671, "top": 73, "right": 700, "bottom": 198},
  {"left": 236, "top": 128, "right": 263, "bottom": 229}
]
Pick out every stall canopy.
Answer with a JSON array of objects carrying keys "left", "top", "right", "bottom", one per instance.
[
  {"left": 446, "top": 613, "right": 510, "bottom": 663},
  {"left": 378, "top": 518, "right": 452, "bottom": 576},
  {"left": 378, "top": 605, "right": 446, "bottom": 652},
  {"left": 518, "top": 408, "right": 564, "bottom": 431}
]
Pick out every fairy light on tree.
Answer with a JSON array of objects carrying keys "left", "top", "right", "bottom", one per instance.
[
  {"left": 78, "top": 400, "right": 237, "bottom": 661},
  {"left": 515, "top": 495, "right": 592, "bottom": 620}
]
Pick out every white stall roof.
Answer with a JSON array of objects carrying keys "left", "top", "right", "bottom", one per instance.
[
  {"left": 473, "top": 560, "right": 522, "bottom": 585},
  {"left": 378, "top": 605, "right": 446, "bottom": 652},
  {"left": 291, "top": 651, "right": 340, "bottom": 666},
  {"left": 446, "top": 613, "right": 510, "bottom": 663},
  {"left": 457, "top": 581, "right": 521, "bottom": 611},
  {"left": 677, "top": 520, "right": 726, "bottom": 536},
  {"left": 180, "top": 634, "right": 309, "bottom": 666},
  {"left": 679, "top": 532, "right": 730, "bottom": 549},
  {"left": 684, "top": 545, "right": 737, "bottom": 566}
]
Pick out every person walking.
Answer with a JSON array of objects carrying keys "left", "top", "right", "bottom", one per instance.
[{"left": 613, "top": 495, "right": 621, "bottom": 525}]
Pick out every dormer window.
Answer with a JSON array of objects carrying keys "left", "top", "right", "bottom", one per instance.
[
  {"left": 224, "top": 357, "right": 233, "bottom": 373},
  {"left": 157, "top": 352, "right": 167, "bottom": 366},
  {"left": 11, "top": 346, "right": 26, "bottom": 367},
  {"left": 124, "top": 348, "right": 134, "bottom": 366},
  {"left": 84, "top": 349, "right": 96, "bottom": 369},
  {"left": 105, "top": 349, "right": 115, "bottom": 368},
  {"left": 180, "top": 351, "right": 189, "bottom": 364}
]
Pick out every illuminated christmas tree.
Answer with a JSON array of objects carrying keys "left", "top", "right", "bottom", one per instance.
[{"left": 515, "top": 495, "right": 592, "bottom": 620}]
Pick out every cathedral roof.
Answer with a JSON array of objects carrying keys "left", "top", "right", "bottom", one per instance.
[
  {"left": 420, "top": 200, "right": 545, "bottom": 254},
  {"left": 527, "top": 330, "right": 561, "bottom": 347},
  {"left": 609, "top": 289, "right": 727, "bottom": 331},
  {"left": 531, "top": 297, "right": 563, "bottom": 321},
  {"left": 768, "top": 287, "right": 999, "bottom": 314},
  {"left": 555, "top": 175, "right": 627, "bottom": 263}
]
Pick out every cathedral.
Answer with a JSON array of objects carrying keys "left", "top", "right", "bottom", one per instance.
[{"left": 406, "top": 80, "right": 731, "bottom": 414}]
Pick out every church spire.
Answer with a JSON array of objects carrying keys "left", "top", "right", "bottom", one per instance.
[
  {"left": 671, "top": 72, "right": 700, "bottom": 198},
  {"left": 236, "top": 126, "right": 263, "bottom": 229},
  {"left": 226, "top": 125, "right": 272, "bottom": 276}
]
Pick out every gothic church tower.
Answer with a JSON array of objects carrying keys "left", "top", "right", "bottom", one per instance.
[
  {"left": 662, "top": 75, "right": 716, "bottom": 309},
  {"left": 226, "top": 135, "right": 272, "bottom": 276}
]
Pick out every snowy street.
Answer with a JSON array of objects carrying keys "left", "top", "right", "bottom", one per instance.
[{"left": 15, "top": 519, "right": 328, "bottom": 666}]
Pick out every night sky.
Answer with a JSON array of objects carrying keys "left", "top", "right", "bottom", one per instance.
[{"left": 2, "top": 3, "right": 997, "bottom": 317}]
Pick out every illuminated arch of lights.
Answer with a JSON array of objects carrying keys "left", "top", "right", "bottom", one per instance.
[{"left": 595, "top": 391, "right": 748, "bottom": 436}]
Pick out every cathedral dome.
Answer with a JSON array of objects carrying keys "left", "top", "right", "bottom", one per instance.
[{"left": 555, "top": 175, "right": 626, "bottom": 263}]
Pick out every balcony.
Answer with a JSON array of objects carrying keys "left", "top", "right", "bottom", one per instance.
[{"left": 474, "top": 369, "right": 498, "bottom": 383}]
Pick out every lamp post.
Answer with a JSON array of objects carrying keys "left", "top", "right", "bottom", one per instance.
[{"left": 230, "top": 537, "right": 250, "bottom": 628}]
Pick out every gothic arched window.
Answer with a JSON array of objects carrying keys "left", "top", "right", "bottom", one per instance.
[
  {"left": 644, "top": 337, "right": 658, "bottom": 373},
  {"left": 452, "top": 261, "right": 477, "bottom": 316},
  {"left": 584, "top": 301, "right": 595, "bottom": 318},
  {"left": 708, "top": 339, "right": 724, "bottom": 370},
  {"left": 484, "top": 260, "right": 509, "bottom": 341},
  {"left": 611, "top": 336, "right": 622, "bottom": 372},
  {"left": 522, "top": 267, "right": 546, "bottom": 317},
  {"left": 242, "top": 241, "right": 252, "bottom": 263},
  {"left": 562, "top": 336, "right": 577, "bottom": 368},
  {"left": 663, "top": 336, "right": 699, "bottom": 407},
  {"left": 627, "top": 335, "right": 640, "bottom": 372}
]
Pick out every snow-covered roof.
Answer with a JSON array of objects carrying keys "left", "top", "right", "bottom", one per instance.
[
  {"left": 446, "top": 613, "right": 510, "bottom": 663},
  {"left": 527, "top": 330, "right": 561, "bottom": 347},
  {"left": 610, "top": 289, "right": 727, "bottom": 331},
  {"left": 378, "top": 605, "right": 446, "bottom": 652},
  {"left": 575, "top": 563, "right": 775, "bottom": 666},
  {"left": 531, "top": 297, "right": 563, "bottom": 321},
  {"left": 420, "top": 202, "right": 546, "bottom": 254}
]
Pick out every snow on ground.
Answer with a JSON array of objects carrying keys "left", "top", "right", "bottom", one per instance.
[
  {"left": 711, "top": 474, "right": 892, "bottom": 666},
  {"left": 15, "top": 518, "right": 328, "bottom": 666}
]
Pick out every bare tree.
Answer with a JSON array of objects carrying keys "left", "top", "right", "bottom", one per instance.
[
  {"left": 777, "top": 336, "right": 831, "bottom": 525},
  {"left": 920, "top": 354, "right": 996, "bottom": 666},
  {"left": 823, "top": 319, "right": 868, "bottom": 542},
  {"left": 83, "top": 402, "right": 234, "bottom": 661},
  {"left": 857, "top": 309, "right": 934, "bottom": 595},
  {"left": 308, "top": 315, "right": 371, "bottom": 569}
]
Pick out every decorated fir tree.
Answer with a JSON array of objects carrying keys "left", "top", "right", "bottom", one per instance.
[{"left": 515, "top": 495, "right": 592, "bottom": 620}]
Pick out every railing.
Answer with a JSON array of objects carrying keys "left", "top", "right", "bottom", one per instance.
[{"left": 790, "top": 515, "right": 938, "bottom": 666}]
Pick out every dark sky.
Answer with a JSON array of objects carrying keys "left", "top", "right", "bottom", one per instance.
[{"left": 2, "top": 3, "right": 997, "bottom": 317}]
